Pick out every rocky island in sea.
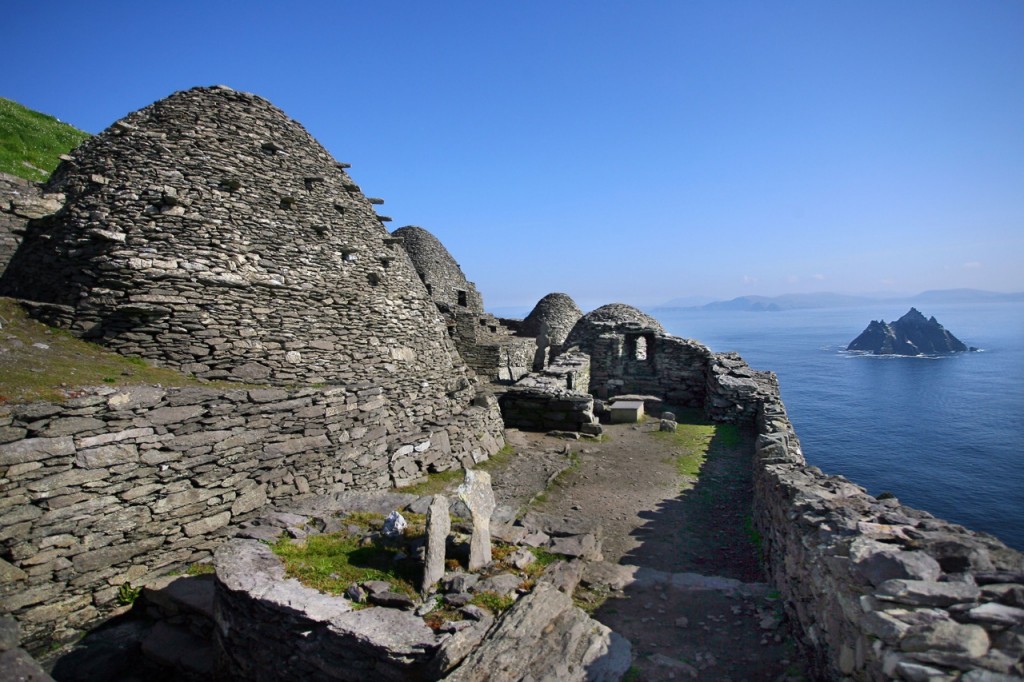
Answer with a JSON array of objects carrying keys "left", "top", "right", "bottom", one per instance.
[{"left": 847, "top": 307, "right": 975, "bottom": 355}]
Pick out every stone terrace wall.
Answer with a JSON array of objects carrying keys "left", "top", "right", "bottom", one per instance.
[
  {"left": 0, "top": 383, "right": 503, "bottom": 652},
  {"left": 452, "top": 311, "right": 537, "bottom": 383},
  {"left": 499, "top": 351, "right": 598, "bottom": 433},
  {"left": 750, "top": 383, "right": 1024, "bottom": 679}
]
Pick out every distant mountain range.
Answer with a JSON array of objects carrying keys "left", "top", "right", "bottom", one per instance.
[{"left": 652, "top": 289, "right": 1024, "bottom": 312}]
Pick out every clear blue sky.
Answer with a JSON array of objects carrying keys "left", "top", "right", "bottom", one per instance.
[{"left": 7, "top": 1, "right": 1023, "bottom": 310}]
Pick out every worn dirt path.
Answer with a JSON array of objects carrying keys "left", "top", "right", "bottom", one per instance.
[{"left": 495, "top": 417, "right": 807, "bottom": 681}]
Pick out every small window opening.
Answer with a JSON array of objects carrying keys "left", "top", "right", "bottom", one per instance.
[
  {"left": 634, "top": 335, "right": 648, "bottom": 361},
  {"left": 457, "top": 290, "right": 468, "bottom": 307}
]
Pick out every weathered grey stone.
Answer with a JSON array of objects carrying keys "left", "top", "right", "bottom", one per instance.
[
  {"left": 581, "top": 561, "right": 637, "bottom": 591},
  {"left": 72, "top": 536, "right": 164, "bottom": 573},
  {"left": 42, "top": 416, "right": 105, "bottom": 437},
  {"left": 960, "top": 670, "right": 1024, "bottom": 682},
  {"left": 421, "top": 494, "right": 450, "bottom": 594},
  {"left": 540, "top": 559, "right": 585, "bottom": 595},
  {"left": 367, "top": 591, "right": 416, "bottom": 609},
  {"left": 444, "top": 582, "right": 631, "bottom": 682},
  {"left": 0, "top": 557, "right": 28, "bottom": 583},
  {"left": 182, "top": 511, "right": 232, "bottom": 538},
  {"left": 877, "top": 579, "right": 982, "bottom": 607},
  {"left": 75, "top": 443, "right": 138, "bottom": 469},
  {"left": 861, "top": 610, "right": 912, "bottom": 643},
  {"left": 230, "top": 485, "right": 267, "bottom": 516},
  {"left": 442, "top": 573, "right": 479, "bottom": 594},
  {"left": 426, "top": 611, "right": 494, "bottom": 678},
  {"left": 901, "top": 620, "right": 990, "bottom": 657},
  {"left": 106, "top": 386, "right": 166, "bottom": 411},
  {"left": 508, "top": 548, "right": 535, "bottom": 570},
  {"left": 851, "top": 539, "right": 942, "bottom": 585},
  {"left": 457, "top": 469, "right": 495, "bottom": 571},
  {"left": 475, "top": 573, "right": 523, "bottom": 598},
  {"left": 549, "top": 533, "right": 602, "bottom": 560},
  {"left": 966, "top": 602, "right": 1024, "bottom": 627},
  {"left": 145, "top": 405, "right": 205, "bottom": 425},
  {"left": 895, "top": 661, "right": 956, "bottom": 682},
  {"left": 0, "top": 615, "right": 21, "bottom": 651},
  {"left": 0, "top": 436, "right": 74, "bottom": 465},
  {"left": 0, "top": 648, "right": 56, "bottom": 682}
]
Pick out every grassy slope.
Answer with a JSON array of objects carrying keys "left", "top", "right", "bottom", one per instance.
[
  {"left": 0, "top": 96, "right": 90, "bottom": 182},
  {"left": 0, "top": 297, "right": 213, "bottom": 404}
]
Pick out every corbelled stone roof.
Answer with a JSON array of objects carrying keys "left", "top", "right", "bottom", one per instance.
[
  {"left": 521, "top": 292, "right": 583, "bottom": 346},
  {"left": 0, "top": 87, "right": 479, "bottom": 415},
  {"left": 392, "top": 225, "right": 483, "bottom": 314},
  {"left": 563, "top": 303, "right": 664, "bottom": 354}
]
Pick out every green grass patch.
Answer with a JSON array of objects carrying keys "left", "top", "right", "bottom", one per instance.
[
  {"left": 270, "top": 512, "right": 431, "bottom": 597},
  {"left": 271, "top": 531, "right": 420, "bottom": 597},
  {"left": 470, "top": 590, "right": 515, "bottom": 614},
  {"left": 650, "top": 419, "right": 742, "bottom": 478},
  {"left": 572, "top": 584, "right": 611, "bottom": 614},
  {"left": 0, "top": 97, "right": 90, "bottom": 182},
  {"left": 0, "top": 297, "right": 230, "bottom": 404},
  {"left": 186, "top": 562, "right": 216, "bottom": 576}
]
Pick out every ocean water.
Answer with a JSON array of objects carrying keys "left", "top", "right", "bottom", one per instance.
[{"left": 653, "top": 301, "right": 1024, "bottom": 551}]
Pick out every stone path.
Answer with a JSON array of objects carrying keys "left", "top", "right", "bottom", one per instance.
[{"left": 501, "top": 419, "right": 808, "bottom": 681}]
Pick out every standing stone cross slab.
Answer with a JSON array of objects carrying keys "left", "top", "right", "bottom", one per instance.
[
  {"left": 421, "top": 494, "right": 451, "bottom": 594},
  {"left": 457, "top": 469, "right": 496, "bottom": 571}
]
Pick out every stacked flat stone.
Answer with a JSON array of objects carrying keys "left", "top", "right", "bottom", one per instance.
[
  {"left": 521, "top": 292, "right": 583, "bottom": 347},
  {"left": 0, "top": 173, "right": 65, "bottom": 277},
  {"left": 0, "top": 382, "right": 504, "bottom": 650},
  {"left": 561, "top": 303, "right": 664, "bottom": 356},
  {"left": 393, "top": 224, "right": 537, "bottom": 382},
  {"left": 392, "top": 225, "right": 483, "bottom": 314},
  {"left": 752, "top": 381, "right": 1024, "bottom": 679},
  {"left": 0, "top": 87, "right": 489, "bottom": 442}
]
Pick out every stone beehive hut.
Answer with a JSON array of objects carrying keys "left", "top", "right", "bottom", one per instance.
[
  {"left": 0, "top": 86, "right": 491, "bottom": 427},
  {"left": 521, "top": 292, "right": 583, "bottom": 347},
  {"left": 393, "top": 224, "right": 538, "bottom": 382},
  {"left": 562, "top": 302, "right": 664, "bottom": 355},
  {"left": 391, "top": 224, "right": 484, "bottom": 314}
]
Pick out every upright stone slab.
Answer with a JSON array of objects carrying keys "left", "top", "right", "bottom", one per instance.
[
  {"left": 457, "top": 470, "right": 495, "bottom": 571},
  {"left": 422, "top": 494, "right": 450, "bottom": 594}
]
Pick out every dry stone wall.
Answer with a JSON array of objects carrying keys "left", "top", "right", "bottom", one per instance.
[
  {"left": 499, "top": 351, "right": 599, "bottom": 433},
  {"left": 751, "top": 380, "right": 1024, "bottom": 680},
  {"left": 0, "top": 173, "right": 65, "bottom": 277},
  {"left": 0, "top": 383, "right": 503, "bottom": 651}
]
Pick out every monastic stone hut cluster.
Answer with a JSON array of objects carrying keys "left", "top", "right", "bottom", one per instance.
[{"left": 0, "top": 86, "right": 1021, "bottom": 680}]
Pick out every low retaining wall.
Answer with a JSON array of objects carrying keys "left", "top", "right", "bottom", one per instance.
[
  {"left": 499, "top": 351, "right": 599, "bottom": 433},
  {"left": 0, "top": 383, "right": 504, "bottom": 651},
  {"left": 751, "top": 385, "right": 1024, "bottom": 680}
]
